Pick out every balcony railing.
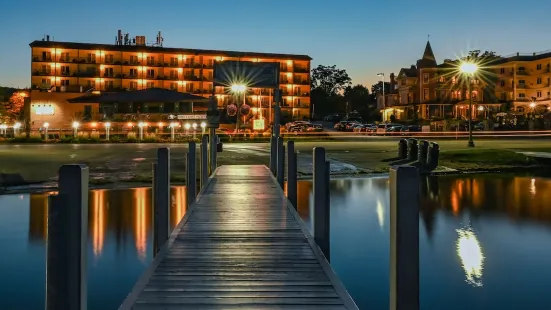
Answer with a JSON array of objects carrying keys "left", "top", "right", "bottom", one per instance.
[
  {"left": 516, "top": 70, "right": 530, "bottom": 76},
  {"left": 294, "top": 67, "right": 309, "bottom": 73}
]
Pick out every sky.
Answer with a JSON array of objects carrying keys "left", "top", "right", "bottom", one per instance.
[{"left": 1, "top": 0, "right": 551, "bottom": 90}]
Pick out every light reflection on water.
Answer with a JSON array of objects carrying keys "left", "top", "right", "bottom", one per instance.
[{"left": 0, "top": 174, "right": 551, "bottom": 309}]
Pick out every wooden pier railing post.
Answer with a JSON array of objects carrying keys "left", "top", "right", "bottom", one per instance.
[
  {"left": 390, "top": 165, "right": 420, "bottom": 310},
  {"left": 46, "top": 164, "right": 89, "bottom": 310},
  {"left": 153, "top": 148, "right": 170, "bottom": 256},
  {"left": 201, "top": 135, "right": 208, "bottom": 189},
  {"left": 313, "top": 147, "right": 330, "bottom": 260},
  {"left": 286, "top": 140, "right": 297, "bottom": 209},
  {"left": 276, "top": 136, "right": 285, "bottom": 188},
  {"left": 187, "top": 141, "right": 197, "bottom": 206},
  {"left": 270, "top": 136, "right": 276, "bottom": 174}
]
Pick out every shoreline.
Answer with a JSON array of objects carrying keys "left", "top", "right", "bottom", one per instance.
[{"left": 2, "top": 165, "right": 549, "bottom": 195}]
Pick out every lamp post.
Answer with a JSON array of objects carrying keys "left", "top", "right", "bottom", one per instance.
[
  {"left": 170, "top": 122, "right": 178, "bottom": 142},
  {"left": 105, "top": 122, "right": 111, "bottom": 141},
  {"left": 44, "top": 122, "right": 49, "bottom": 141},
  {"left": 72, "top": 121, "right": 80, "bottom": 138},
  {"left": 192, "top": 123, "right": 197, "bottom": 139},
  {"left": 230, "top": 84, "right": 247, "bottom": 133},
  {"left": 184, "top": 123, "right": 191, "bottom": 137},
  {"left": 200, "top": 121, "right": 206, "bottom": 135},
  {"left": 138, "top": 122, "right": 145, "bottom": 140},
  {"left": 377, "top": 73, "right": 385, "bottom": 122},
  {"left": 460, "top": 62, "right": 478, "bottom": 147},
  {"left": 13, "top": 122, "right": 21, "bottom": 136}
]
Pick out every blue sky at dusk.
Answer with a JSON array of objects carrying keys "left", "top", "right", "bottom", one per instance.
[{"left": 1, "top": 0, "right": 551, "bottom": 89}]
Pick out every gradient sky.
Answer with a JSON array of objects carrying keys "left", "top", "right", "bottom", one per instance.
[{"left": 1, "top": 0, "right": 551, "bottom": 89}]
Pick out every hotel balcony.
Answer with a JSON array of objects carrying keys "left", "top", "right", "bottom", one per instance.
[{"left": 293, "top": 66, "right": 309, "bottom": 73}]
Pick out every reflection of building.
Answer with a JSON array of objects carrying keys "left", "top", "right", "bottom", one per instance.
[
  {"left": 28, "top": 194, "right": 49, "bottom": 242},
  {"left": 29, "top": 34, "right": 312, "bottom": 128}
]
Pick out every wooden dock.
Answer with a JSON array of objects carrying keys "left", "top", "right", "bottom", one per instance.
[{"left": 119, "top": 165, "right": 358, "bottom": 310}]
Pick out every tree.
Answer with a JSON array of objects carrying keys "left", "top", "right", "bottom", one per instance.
[
  {"left": 3, "top": 92, "right": 26, "bottom": 120},
  {"left": 344, "top": 84, "right": 370, "bottom": 111},
  {"left": 311, "top": 65, "right": 352, "bottom": 96},
  {"left": 370, "top": 81, "right": 391, "bottom": 101}
]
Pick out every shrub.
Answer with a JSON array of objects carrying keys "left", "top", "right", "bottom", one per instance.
[
  {"left": 126, "top": 132, "right": 137, "bottom": 143},
  {"left": 143, "top": 133, "right": 158, "bottom": 143}
]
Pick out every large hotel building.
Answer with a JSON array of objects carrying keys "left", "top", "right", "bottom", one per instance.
[{"left": 29, "top": 32, "right": 311, "bottom": 129}]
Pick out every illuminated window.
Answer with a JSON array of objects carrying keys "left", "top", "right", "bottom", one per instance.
[
  {"left": 423, "top": 88, "right": 429, "bottom": 100},
  {"left": 423, "top": 73, "right": 429, "bottom": 84}
]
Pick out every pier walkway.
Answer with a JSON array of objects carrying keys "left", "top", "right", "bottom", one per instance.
[{"left": 119, "top": 165, "right": 358, "bottom": 309}]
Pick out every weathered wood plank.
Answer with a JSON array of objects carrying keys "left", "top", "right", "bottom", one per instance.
[{"left": 119, "top": 165, "right": 358, "bottom": 310}]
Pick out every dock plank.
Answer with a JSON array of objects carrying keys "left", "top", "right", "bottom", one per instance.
[{"left": 119, "top": 165, "right": 358, "bottom": 309}]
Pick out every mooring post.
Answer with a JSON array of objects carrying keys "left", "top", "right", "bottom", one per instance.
[
  {"left": 187, "top": 141, "right": 197, "bottom": 205},
  {"left": 390, "top": 165, "right": 420, "bottom": 310},
  {"left": 201, "top": 135, "right": 208, "bottom": 189},
  {"left": 276, "top": 136, "right": 284, "bottom": 188},
  {"left": 287, "top": 140, "right": 297, "bottom": 208},
  {"left": 46, "top": 164, "right": 89, "bottom": 310},
  {"left": 153, "top": 148, "right": 170, "bottom": 255},
  {"left": 270, "top": 136, "right": 276, "bottom": 174},
  {"left": 313, "top": 147, "right": 330, "bottom": 260}
]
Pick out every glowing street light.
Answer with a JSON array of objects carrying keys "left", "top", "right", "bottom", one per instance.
[
  {"left": 105, "top": 122, "right": 111, "bottom": 141},
  {"left": 201, "top": 121, "right": 206, "bottom": 134},
  {"left": 169, "top": 122, "right": 178, "bottom": 142},
  {"left": 72, "top": 121, "right": 80, "bottom": 137},
  {"left": 460, "top": 62, "right": 478, "bottom": 147},
  {"left": 230, "top": 84, "right": 247, "bottom": 132},
  {"left": 44, "top": 122, "right": 50, "bottom": 140},
  {"left": 138, "top": 122, "right": 145, "bottom": 140},
  {"left": 192, "top": 123, "right": 198, "bottom": 139},
  {"left": 13, "top": 122, "right": 21, "bottom": 136},
  {"left": 184, "top": 123, "right": 191, "bottom": 130}
]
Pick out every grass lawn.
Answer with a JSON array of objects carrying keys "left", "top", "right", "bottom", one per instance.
[{"left": 0, "top": 141, "right": 550, "bottom": 188}]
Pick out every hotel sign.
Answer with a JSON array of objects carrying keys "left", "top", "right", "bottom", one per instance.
[
  {"left": 214, "top": 61, "right": 280, "bottom": 88},
  {"left": 169, "top": 114, "right": 206, "bottom": 120},
  {"left": 32, "top": 104, "right": 55, "bottom": 115}
]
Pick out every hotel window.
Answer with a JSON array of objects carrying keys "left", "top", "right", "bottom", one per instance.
[
  {"left": 86, "top": 80, "right": 96, "bottom": 88},
  {"left": 518, "top": 79, "right": 525, "bottom": 85},
  {"left": 147, "top": 69, "right": 155, "bottom": 78},
  {"left": 500, "top": 80, "right": 505, "bottom": 87},
  {"left": 170, "top": 57, "right": 178, "bottom": 66},
  {"left": 170, "top": 83, "right": 178, "bottom": 90},
  {"left": 147, "top": 56, "right": 155, "bottom": 66},
  {"left": 146, "top": 81, "right": 155, "bottom": 88},
  {"left": 105, "top": 54, "right": 114, "bottom": 64},
  {"left": 61, "top": 66, "right": 70, "bottom": 76},
  {"left": 518, "top": 66, "right": 525, "bottom": 71},
  {"left": 41, "top": 65, "right": 51, "bottom": 74},
  {"left": 61, "top": 80, "right": 69, "bottom": 86},
  {"left": 537, "top": 91, "right": 542, "bottom": 98},
  {"left": 500, "top": 68, "right": 505, "bottom": 74},
  {"left": 518, "top": 93, "right": 526, "bottom": 98},
  {"left": 41, "top": 78, "right": 51, "bottom": 85},
  {"left": 104, "top": 67, "right": 114, "bottom": 77},
  {"left": 170, "top": 70, "right": 178, "bottom": 79},
  {"left": 500, "top": 93, "right": 506, "bottom": 100},
  {"left": 61, "top": 52, "right": 70, "bottom": 62},
  {"left": 87, "top": 53, "right": 96, "bottom": 63},
  {"left": 130, "top": 69, "right": 137, "bottom": 77},
  {"left": 130, "top": 56, "right": 138, "bottom": 64},
  {"left": 423, "top": 73, "right": 429, "bottom": 84},
  {"left": 423, "top": 88, "right": 429, "bottom": 100},
  {"left": 537, "top": 77, "right": 542, "bottom": 84},
  {"left": 107, "top": 81, "right": 114, "bottom": 89},
  {"left": 42, "top": 51, "right": 52, "bottom": 61},
  {"left": 130, "top": 81, "right": 138, "bottom": 90},
  {"left": 537, "top": 64, "right": 542, "bottom": 70}
]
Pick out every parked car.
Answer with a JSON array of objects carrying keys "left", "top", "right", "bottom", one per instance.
[
  {"left": 400, "top": 125, "right": 422, "bottom": 135},
  {"left": 306, "top": 124, "right": 324, "bottom": 132},
  {"left": 334, "top": 121, "right": 351, "bottom": 131}
]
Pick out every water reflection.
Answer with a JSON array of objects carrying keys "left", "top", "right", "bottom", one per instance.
[
  {"left": 456, "top": 226, "right": 485, "bottom": 287},
  {"left": 91, "top": 190, "right": 106, "bottom": 257}
]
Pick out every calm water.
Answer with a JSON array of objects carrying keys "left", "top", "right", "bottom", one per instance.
[{"left": 1, "top": 175, "right": 551, "bottom": 309}]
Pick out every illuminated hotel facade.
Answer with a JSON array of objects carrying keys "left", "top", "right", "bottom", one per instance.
[{"left": 29, "top": 35, "right": 311, "bottom": 129}]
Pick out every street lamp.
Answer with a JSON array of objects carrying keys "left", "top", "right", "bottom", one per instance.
[
  {"left": 377, "top": 73, "right": 385, "bottom": 122},
  {"left": 44, "top": 122, "right": 50, "bottom": 141},
  {"left": 200, "top": 121, "right": 206, "bottom": 135},
  {"left": 460, "top": 62, "right": 478, "bottom": 147},
  {"left": 230, "top": 84, "right": 247, "bottom": 132},
  {"left": 192, "top": 123, "right": 198, "bottom": 139},
  {"left": 138, "top": 122, "right": 146, "bottom": 140},
  {"left": 169, "top": 122, "right": 178, "bottom": 142},
  {"left": 72, "top": 121, "right": 80, "bottom": 137},
  {"left": 13, "top": 122, "right": 21, "bottom": 136},
  {"left": 105, "top": 122, "right": 111, "bottom": 141}
]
